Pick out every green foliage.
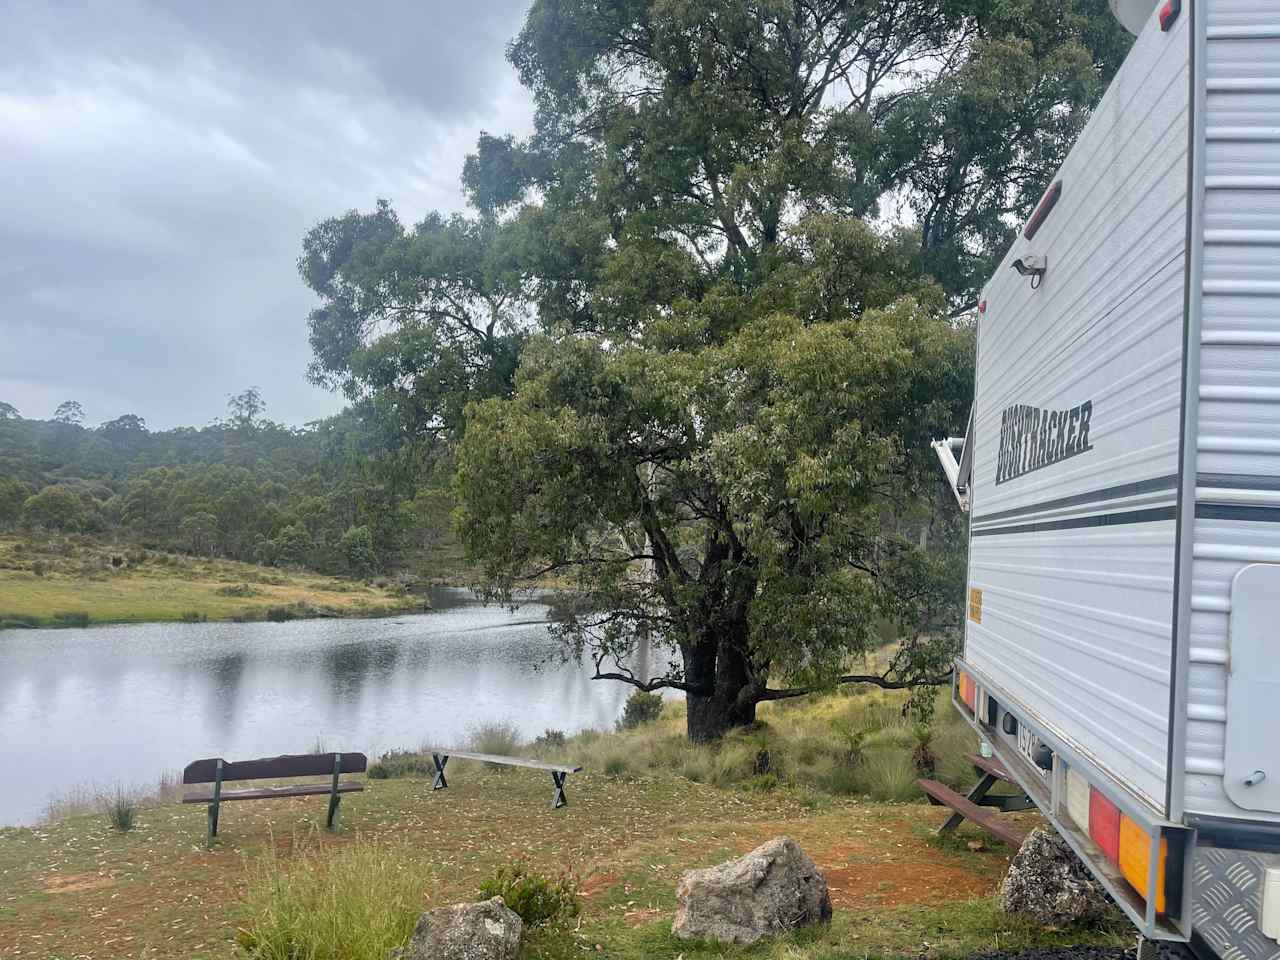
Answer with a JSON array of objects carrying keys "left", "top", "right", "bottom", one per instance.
[
  {"left": 102, "top": 788, "right": 137, "bottom": 832},
  {"left": 21, "top": 485, "right": 92, "bottom": 532},
  {"left": 603, "top": 755, "right": 629, "bottom": 778},
  {"left": 532, "top": 729, "right": 567, "bottom": 750},
  {"left": 476, "top": 864, "right": 580, "bottom": 928},
  {"left": 467, "top": 721, "right": 523, "bottom": 764},
  {"left": 0, "top": 403, "right": 462, "bottom": 580},
  {"left": 52, "top": 611, "right": 90, "bottom": 628},
  {"left": 367, "top": 750, "right": 437, "bottom": 780},
  {"left": 339, "top": 525, "right": 377, "bottom": 578},
  {"left": 616, "top": 691, "right": 664, "bottom": 731},
  {"left": 237, "top": 839, "right": 427, "bottom": 960},
  {"left": 52, "top": 400, "right": 84, "bottom": 425}
]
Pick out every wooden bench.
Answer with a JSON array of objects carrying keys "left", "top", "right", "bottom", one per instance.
[
  {"left": 423, "top": 748, "right": 582, "bottom": 809},
  {"left": 182, "top": 752, "right": 367, "bottom": 845},
  {"left": 917, "top": 752, "right": 1034, "bottom": 848}
]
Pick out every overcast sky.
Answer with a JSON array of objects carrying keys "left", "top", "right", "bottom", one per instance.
[{"left": 1, "top": 0, "right": 534, "bottom": 429}]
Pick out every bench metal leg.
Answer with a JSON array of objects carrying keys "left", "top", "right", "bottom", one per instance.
[
  {"left": 551, "top": 771, "right": 568, "bottom": 809},
  {"left": 206, "top": 758, "right": 224, "bottom": 847},
  {"left": 326, "top": 752, "right": 342, "bottom": 831},
  {"left": 432, "top": 753, "right": 449, "bottom": 791},
  {"left": 940, "top": 772, "right": 997, "bottom": 835}
]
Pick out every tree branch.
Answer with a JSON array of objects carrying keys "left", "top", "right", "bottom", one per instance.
[{"left": 758, "top": 668, "right": 953, "bottom": 701}]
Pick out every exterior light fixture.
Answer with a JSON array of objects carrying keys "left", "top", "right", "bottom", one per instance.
[{"left": 1011, "top": 254, "right": 1047, "bottom": 289}]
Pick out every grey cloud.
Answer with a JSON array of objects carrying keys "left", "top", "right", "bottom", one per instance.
[{"left": 0, "top": 0, "right": 533, "bottom": 429}]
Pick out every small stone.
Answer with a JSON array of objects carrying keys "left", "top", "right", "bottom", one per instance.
[
  {"left": 967, "top": 840, "right": 986, "bottom": 852},
  {"left": 672, "top": 836, "right": 832, "bottom": 945},
  {"left": 1000, "top": 828, "right": 1111, "bottom": 925},
  {"left": 394, "top": 897, "right": 522, "bottom": 960}
]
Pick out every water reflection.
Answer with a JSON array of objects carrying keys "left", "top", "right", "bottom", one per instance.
[{"left": 0, "top": 589, "right": 633, "bottom": 826}]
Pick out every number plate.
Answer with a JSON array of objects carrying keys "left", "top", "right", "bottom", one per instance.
[{"left": 1018, "top": 725, "right": 1050, "bottom": 778}]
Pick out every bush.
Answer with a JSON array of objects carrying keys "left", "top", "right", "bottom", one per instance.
[
  {"left": 265, "top": 605, "right": 300, "bottom": 622},
  {"left": 533, "top": 729, "right": 567, "bottom": 750},
  {"left": 179, "top": 611, "right": 207, "bottom": 623},
  {"left": 603, "top": 755, "right": 629, "bottom": 778},
  {"left": 237, "top": 839, "right": 428, "bottom": 960},
  {"left": 31, "top": 560, "right": 47, "bottom": 577},
  {"left": 52, "top": 611, "right": 90, "bottom": 628},
  {"left": 743, "top": 773, "right": 780, "bottom": 793},
  {"left": 476, "top": 865, "right": 579, "bottom": 928},
  {"left": 103, "top": 788, "right": 137, "bottom": 832},
  {"left": 616, "top": 690, "right": 664, "bottom": 730},
  {"left": 467, "top": 721, "right": 522, "bottom": 766},
  {"left": 367, "top": 750, "right": 437, "bottom": 780}
]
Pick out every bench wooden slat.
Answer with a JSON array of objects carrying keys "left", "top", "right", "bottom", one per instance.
[
  {"left": 422, "top": 748, "right": 581, "bottom": 774},
  {"left": 917, "top": 778, "right": 1029, "bottom": 847},
  {"left": 183, "top": 752, "right": 367, "bottom": 784},
  {"left": 965, "top": 752, "right": 1015, "bottom": 783},
  {"left": 183, "top": 781, "right": 364, "bottom": 804}
]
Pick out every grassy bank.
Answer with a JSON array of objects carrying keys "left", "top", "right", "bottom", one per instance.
[
  {"left": 0, "top": 535, "right": 426, "bottom": 627},
  {"left": 0, "top": 689, "right": 1130, "bottom": 959}
]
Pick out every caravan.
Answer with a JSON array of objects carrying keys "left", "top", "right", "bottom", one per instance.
[{"left": 935, "top": 0, "right": 1280, "bottom": 956}]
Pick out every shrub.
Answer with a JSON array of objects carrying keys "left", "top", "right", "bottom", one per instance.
[
  {"left": 603, "top": 755, "right": 628, "bottom": 778},
  {"left": 476, "top": 865, "right": 579, "bottom": 928},
  {"left": 467, "top": 721, "right": 522, "bottom": 766},
  {"left": 103, "top": 788, "right": 137, "bottom": 832},
  {"left": 179, "top": 611, "right": 207, "bottom": 623},
  {"left": 265, "top": 605, "right": 300, "bottom": 622},
  {"left": 237, "top": 839, "right": 427, "bottom": 960},
  {"left": 854, "top": 748, "right": 920, "bottom": 801},
  {"left": 743, "top": 773, "right": 780, "bottom": 793},
  {"left": 367, "top": 750, "right": 436, "bottom": 780},
  {"left": 31, "top": 560, "right": 47, "bottom": 577},
  {"left": 52, "top": 611, "right": 90, "bottom": 628},
  {"left": 533, "top": 729, "right": 567, "bottom": 750},
  {"left": 616, "top": 690, "right": 664, "bottom": 730}
]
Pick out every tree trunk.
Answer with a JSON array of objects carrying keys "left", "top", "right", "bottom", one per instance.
[{"left": 682, "top": 626, "right": 758, "bottom": 743}]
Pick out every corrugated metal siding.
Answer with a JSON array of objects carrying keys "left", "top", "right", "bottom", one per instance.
[
  {"left": 1184, "top": 0, "right": 1280, "bottom": 823},
  {"left": 966, "top": 12, "right": 1190, "bottom": 814}
]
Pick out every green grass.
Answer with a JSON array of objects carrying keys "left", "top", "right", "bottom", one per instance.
[
  {"left": 237, "top": 837, "right": 431, "bottom": 960},
  {"left": 0, "top": 688, "right": 1130, "bottom": 960},
  {"left": 0, "top": 534, "right": 423, "bottom": 626}
]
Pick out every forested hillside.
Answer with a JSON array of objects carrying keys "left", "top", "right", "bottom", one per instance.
[{"left": 0, "top": 391, "right": 457, "bottom": 579}]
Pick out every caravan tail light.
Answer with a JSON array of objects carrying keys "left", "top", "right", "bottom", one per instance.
[
  {"left": 1119, "top": 815, "right": 1168, "bottom": 914},
  {"left": 1159, "top": 0, "right": 1181, "bottom": 30},
  {"left": 1089, "top": 789, "right": 1122, "bottom": 864},
  {"left": 958, "top": 671, "right": 976, "bottom": 712}
]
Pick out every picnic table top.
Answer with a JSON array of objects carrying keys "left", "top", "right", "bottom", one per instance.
[{"left": 424, "top": 748, "right": 582, "bottom": 774}]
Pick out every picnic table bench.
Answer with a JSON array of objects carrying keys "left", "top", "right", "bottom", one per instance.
[
  {"left": 182, "top": 751, "right": 367, "bottom": 845},
  {"left": 916, "top": 752, "right": 1034, "bottom": 848},
  {"left": 424, "top": 748, "right": 582, "bottom": 809}
]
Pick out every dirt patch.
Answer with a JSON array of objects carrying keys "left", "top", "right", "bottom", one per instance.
[
  {"left": 581, "top": 871, "right": 621, "bottom": 898},
  {"left": 42, "top": 873, "right": 114, "bottom": 894},
  {"left": 623, "top": 908, "right": 662, "bottom": 927},
  {"left": 823, "top": 858, "right": 995, "bottom": 908}
]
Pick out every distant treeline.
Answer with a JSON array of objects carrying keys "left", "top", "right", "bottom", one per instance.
[{"left": 0, "top": 392, "right": 456, "bottom": 578}]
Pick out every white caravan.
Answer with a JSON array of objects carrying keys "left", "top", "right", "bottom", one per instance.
[{"left": 934, "top": 0, "right": 1280, "bottom": 956}]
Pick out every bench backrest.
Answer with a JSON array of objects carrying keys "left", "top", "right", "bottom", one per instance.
[{"left": 183, "top": 752, "right": 367, "bottom": 784}]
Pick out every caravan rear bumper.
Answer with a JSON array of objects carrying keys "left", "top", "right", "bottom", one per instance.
[{"left": 952, "top": 658, "right": 1193, "bottom": 942}]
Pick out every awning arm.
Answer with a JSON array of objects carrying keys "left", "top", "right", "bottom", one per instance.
[{"left": 931, "top": 407, "right": 973, "bottom": 513}]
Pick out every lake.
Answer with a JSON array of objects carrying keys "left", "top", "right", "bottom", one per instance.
[{"left": 0, "top": 588, "right": 643, "bottom": 826}]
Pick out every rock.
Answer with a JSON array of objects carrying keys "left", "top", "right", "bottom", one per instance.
[
  {"left": 393, "top": 897, "right": 523, "bottom": 960},
  {"left": 1000, "top": 828, "right": 1110, "bottom": 925},
  {"left": 672, "top": 836, "right": 832, "bottom": 944}
]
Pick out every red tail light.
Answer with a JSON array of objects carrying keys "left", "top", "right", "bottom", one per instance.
[
  {"left": 1089, "top": 789, "right": 1122, "bottom": 864},
  {"left": 1159, "top": 0, "right": 1181, "bottom": 30}
]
